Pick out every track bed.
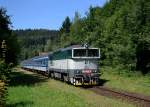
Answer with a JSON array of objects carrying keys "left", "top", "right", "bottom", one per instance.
[{"left": 87, "top": 86, "right": 150, "bottom": 107}]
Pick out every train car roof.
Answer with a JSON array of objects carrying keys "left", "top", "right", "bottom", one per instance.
[
  {"left": 31, "top": 54, "right": 50, "bottom": 61},
  {"left": 22, "top": 53, "right": 50, "bottom": 63}
]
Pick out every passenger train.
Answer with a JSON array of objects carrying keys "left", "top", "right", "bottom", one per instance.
[{"left": 21, "top": 45, "right": 101, "bottom": 86}]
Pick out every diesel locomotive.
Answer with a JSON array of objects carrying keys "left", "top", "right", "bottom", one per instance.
[{"left": 21, "top": 45, "right": 101, "bottom": 86}]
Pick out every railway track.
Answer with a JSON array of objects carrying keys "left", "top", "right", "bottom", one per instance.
[{"left": 87, "top": 86, "right": 150, "bottom": 107}]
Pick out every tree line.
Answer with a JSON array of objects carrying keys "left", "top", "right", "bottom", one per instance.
[
  {"left": 59, "top": 0, "right": 150, "bottom": 74},
  {"left": 14, "top": 29, "right": 59, "bottom": 60}
]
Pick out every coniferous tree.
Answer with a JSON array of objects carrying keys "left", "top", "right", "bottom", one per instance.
[
  {"left": 0, "top": 7, "right": 20, "bottom": 65},
  {"left": 60, "top": 16, "right": 71, "bottom": 34}
]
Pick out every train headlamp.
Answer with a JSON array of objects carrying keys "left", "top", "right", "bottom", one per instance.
[{"left": 92, "top": 70, "right": 97, "bottom": 73}]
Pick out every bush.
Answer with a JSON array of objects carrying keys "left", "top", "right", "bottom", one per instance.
[{"left": 0, "top": 60, "right": 11, "bottom": 81}]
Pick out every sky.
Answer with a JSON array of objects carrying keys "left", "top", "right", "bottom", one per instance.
[{"left": 0, "top": 0, "right": 107, "bottom": 30}]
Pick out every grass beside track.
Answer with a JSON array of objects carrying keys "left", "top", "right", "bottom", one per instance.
[
  {"left": 6, "top": 68, "right": 134, "bottom": 107},
  {"left": 101, "top": 67, "right": 150, "bottom": 96}
]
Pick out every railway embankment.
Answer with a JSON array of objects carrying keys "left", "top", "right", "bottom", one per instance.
[{"left": 88, "top": 86, "right": 150, "bottom": 107}]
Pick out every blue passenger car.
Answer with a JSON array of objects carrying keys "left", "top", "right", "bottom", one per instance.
[{"left": 21, "top": 55, "right": 49, "bottom": 73}]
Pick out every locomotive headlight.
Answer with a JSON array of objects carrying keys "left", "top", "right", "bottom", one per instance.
[{"left": 93, "top": 70, "right": 97, "bottom": 73}]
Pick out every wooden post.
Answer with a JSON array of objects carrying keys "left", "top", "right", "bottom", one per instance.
[{"left": 1, "top": 40, "right": 7, "bottom": 62}]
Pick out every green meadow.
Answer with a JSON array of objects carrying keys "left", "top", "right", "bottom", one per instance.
[{"left": 101, "top": 67, "right": 150, "bottom": 96}]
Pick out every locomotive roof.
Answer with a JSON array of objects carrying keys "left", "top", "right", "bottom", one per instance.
[{"left": 23, "top": 53, "right": 49, "bottom": 62}]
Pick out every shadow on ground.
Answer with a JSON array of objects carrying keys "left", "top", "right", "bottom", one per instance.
[
  {"left": 99, "top": 79, "right": 109, "bottom": 86},
  {"left": 6, "top": 101, "right": 33, "bottom": 107},
  {"left": 9, "top": 71, "right": 48, "bottom": 86}
]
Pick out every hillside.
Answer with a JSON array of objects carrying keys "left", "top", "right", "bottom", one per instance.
[{"left": 14, "top": 29, "right": 59, "bottom": 60}]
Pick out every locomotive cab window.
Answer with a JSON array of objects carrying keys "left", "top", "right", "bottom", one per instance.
[{"left": 88, "top": 49, "right": 99, "bottom": 57}]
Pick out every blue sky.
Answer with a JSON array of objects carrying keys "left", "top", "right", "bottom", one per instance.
[{"left": 0, "top": 0, "right": 107, "bottom": 30}]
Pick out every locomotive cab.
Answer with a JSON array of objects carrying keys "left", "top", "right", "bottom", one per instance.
[{"left": 71, "top": 47, "right": 100, "bottom": 85}]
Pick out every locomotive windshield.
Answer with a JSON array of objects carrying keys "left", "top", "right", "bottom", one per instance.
[
  {"left": 73, "top": 49, "right": 99, "bottom": 58},
  {"left": 73, "top": 49, "right": 86, "bottom": 57}
]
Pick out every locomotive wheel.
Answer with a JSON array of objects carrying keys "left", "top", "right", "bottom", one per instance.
[
  {"left": 62, "top": 75, "right": 65, "bottom": 81},
  {"left": 63, "top": 75, "right": 68, "bottom": 82},
  {"left": 73, "top": 78, "right": 76, "bottom": 86},
  {"left": 51, "top": 72, "right": 54, "bottom": 78},
  {"left": 48, "top": 71, "right": 51, "bottom": 78}
]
